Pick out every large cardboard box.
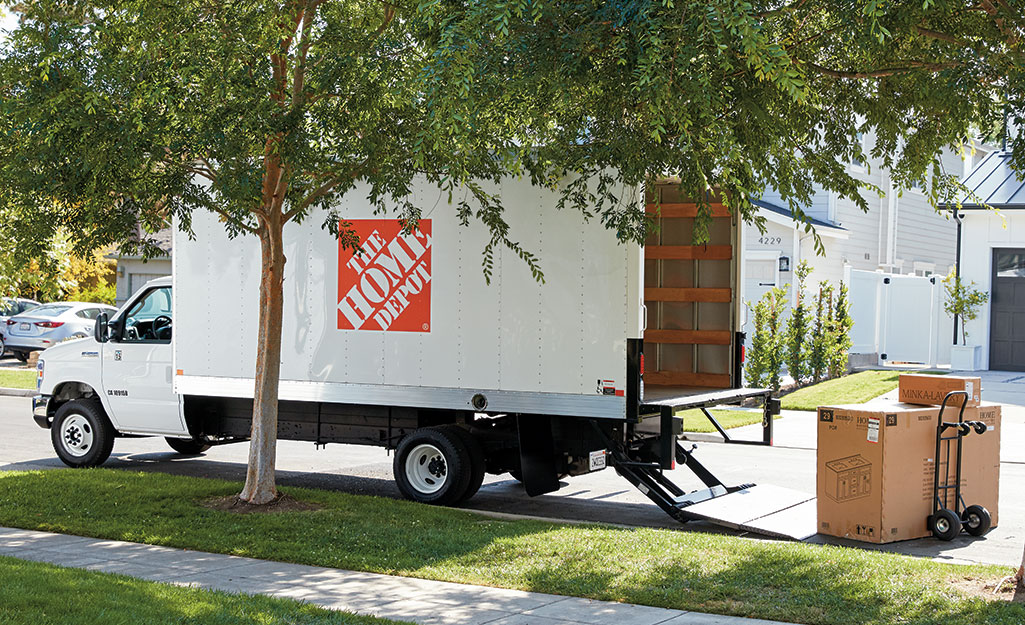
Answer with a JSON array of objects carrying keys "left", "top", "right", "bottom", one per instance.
[
  {"left": 817, "top": 400, "right": 1000, "bottom": 544},
  {"left": 899, "top": 374, "right": 981, "bottom": 407},
  {"left": 817, "top": 402, "right": 939, "bottom": 543}
]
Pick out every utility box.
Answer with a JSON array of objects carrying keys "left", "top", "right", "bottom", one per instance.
[{"left": 898, "top": 374, "right": 981, "bottom": 408}]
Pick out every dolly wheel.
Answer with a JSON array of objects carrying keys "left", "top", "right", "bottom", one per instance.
[
  {"left": 971, "top": 421, "right": 988, "bottom": 435},
  {"left": 930, "top": 508, "right": 962, "bottom": 541},
  {"left": 961, "top": 505, "right": 992, "bottom": 537}
]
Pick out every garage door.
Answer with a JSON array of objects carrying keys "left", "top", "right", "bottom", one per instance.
[{"left": 989, "top": 248, "right": 1025, "bottom": 371}]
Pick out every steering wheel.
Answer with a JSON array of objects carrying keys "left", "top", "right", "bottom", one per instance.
[{"left": 152, "top": 315, "right": 173, "bottom": 340}]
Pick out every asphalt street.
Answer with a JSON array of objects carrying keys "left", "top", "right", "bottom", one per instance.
[{"left": 2, "top": 391, "right": 1022, "bottom": 569}]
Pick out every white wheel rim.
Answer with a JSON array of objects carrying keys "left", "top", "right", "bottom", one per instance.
[
  {"left": 60, "top": 415, "right": 94, "bottom": 457},
  {"left": 935, "top": 517, "right": 950, "bottom": 533},
  {"left": 405, "top": 443, "right": 448, "bottom": 494}
]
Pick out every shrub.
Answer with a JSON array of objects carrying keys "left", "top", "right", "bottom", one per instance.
[
  {"left": 829, "top": 282, "right": 853, "bottom": 378},
  {"left": 809, "top": 282, "right": 832, "bottom": 383},
  {"left": 746, "top": 286, "right": 788, "bottom": 392},
  {"left": 942, "top": 271, "right": 988, "bottom": 345},
  {"left": 785, "top": 261, "right": 811, "bottom": 384}
]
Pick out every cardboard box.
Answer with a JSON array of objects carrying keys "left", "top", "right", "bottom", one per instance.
[
  {"left": 951, "top": 403, "right": 1001, "bottom": 527},
  {"left": 817, "top": 400, "right": 1000, "bottom": 543},
  {"left": 899, "top": 374, "right": 981, "bottom": 407},
  {"left": 817, "top": 402, "right": 939, "bottom": 543}
]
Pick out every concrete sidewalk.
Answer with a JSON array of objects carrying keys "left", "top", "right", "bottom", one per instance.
[{"left": 0, "top": 526, "right": 791, "bottom": 625}]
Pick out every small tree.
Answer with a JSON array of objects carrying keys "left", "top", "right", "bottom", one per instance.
[
  {"left": 809, "top": 282, "right": 833, "bottom": 383},
  {"left": 745, "top": 299, "right": 769, "bottom": 388},
  {"left": 943, "top": 272, "right": 989, "bottom": 345},
  {"left": 829, "top": 282, "right": 854, "bottom": 379},
  {"left": 785, "top": 261, "right": 811, "bottom": 384},
  {"left": 746, "top": 286, "right": 788, "bottom": 392}
]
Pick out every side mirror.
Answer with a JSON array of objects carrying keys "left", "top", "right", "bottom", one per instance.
[{"left": 94, "top": 312, "right": 110, "bottom": 343}]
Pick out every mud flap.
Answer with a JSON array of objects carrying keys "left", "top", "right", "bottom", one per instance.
[{"left": 517, "top": 415, "right": 561, "bottom": 497}]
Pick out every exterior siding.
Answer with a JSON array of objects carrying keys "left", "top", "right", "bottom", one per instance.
[{"left": 959, "top": 210, "right": 1025, "bottom": 369}]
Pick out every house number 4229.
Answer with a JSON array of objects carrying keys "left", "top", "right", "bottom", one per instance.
[{"left": 758, "top": 236, "right": 782, "bottom": 245}]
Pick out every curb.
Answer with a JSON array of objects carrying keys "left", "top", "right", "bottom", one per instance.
[{"left": 0, "top": 387, "right": 35, "bottom": 397}]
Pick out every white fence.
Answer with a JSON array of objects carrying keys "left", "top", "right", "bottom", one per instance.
[{"left": 847, "top": 268, "right": 953, "bottom": 367}]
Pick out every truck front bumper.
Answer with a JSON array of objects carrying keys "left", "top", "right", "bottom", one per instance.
[{"left": 32, "top": 395, "right": 51, "bottom": 429}]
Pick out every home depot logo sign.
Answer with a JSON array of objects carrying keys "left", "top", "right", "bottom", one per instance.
[{"left": 337, "top": 219, "right": 432, "bottom": 332}]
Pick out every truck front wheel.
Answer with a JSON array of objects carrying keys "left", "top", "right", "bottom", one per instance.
[
  {"left": 393, "top": 427, "right": 472, "bottom": 506},
  {"left": 51, "top": 401, "right": 115, "bottom": 468}
]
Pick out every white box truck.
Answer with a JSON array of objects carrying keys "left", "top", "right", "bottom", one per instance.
[{"left": 32, "top": 177, "right": 810, "bottom": 536}]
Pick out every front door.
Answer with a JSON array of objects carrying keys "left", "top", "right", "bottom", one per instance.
[
  {"left": 989, "top": 248, "right": 1025, "bottom": 371},
  {"left": 103, "top": 285, "right": 185, "bottom": 434}
]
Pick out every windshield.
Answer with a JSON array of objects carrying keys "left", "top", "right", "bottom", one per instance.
[{"left": 0, "top": 299, "right": 15, "bottom": 316}]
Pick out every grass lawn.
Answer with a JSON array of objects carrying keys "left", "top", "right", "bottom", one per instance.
[
  {"left": 0, "top": 470, "right": 1020, "bottom": 625},
  {"left": 677, "top": 408, "right": 780, "bottom": 433},
  {"left": 780, "top": 370, "right": 942, "bottom": 411},
  {"left": 0, "top": 556, "right": 402, "bottom": 625},
  {"left": 0, "top": 369, "right": 35, "bottom": 390}
]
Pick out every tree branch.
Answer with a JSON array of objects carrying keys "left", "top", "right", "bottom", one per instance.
[
  {"left": 284, "top": 159, "right": 370, "bottom": 222},
  {"left": 803, "top": 60, "right": 961, "bottom": 79}
]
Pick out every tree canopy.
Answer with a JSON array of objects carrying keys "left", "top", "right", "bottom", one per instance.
[{"left": 2, "top": 2, "right": 1021, "bottom": 255}]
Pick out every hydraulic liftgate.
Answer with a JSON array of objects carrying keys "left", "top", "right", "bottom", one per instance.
[{"left": 602, "top": 388, "right": 817, "bottom": 540}]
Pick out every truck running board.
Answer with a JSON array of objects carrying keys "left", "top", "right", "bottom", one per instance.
[{"left": 611, "top": 441, "right": 816, "bottom": 540}]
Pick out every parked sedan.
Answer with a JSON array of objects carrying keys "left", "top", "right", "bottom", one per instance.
[
  {"left": 0, "top": 297, "right": 41, "bottom": 357},
  {"left": 4, "top": 302, "right": 117, "bottom": 361}
]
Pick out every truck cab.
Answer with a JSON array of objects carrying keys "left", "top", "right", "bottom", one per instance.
[{"left": 32, "top": 276, "right": 206, "bottom": 466}]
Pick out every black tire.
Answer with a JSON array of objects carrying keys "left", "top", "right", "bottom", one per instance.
[
  {"left": 393, "top": 427, "right": 472, "bottom": 506},
  {"left": 0, "top": 335, "right": 6, "bottom": 357},
  {"left": 930, "top": 508, "right": 962, "bottom": 541},
  {"left": 165, "top": 437, "right": 211, "bottom": 455},
  {"left": 14, "top": 351, "right": 28, "bottom": 363},
  {"left": 51, "top": 400, "right": 115, "bottom": 468},
  {"left": 439, "top": 425, "right": 485, "bottom": 503},
  {"left": 961, "top": 505, "right": 992, "bottom": 537}
]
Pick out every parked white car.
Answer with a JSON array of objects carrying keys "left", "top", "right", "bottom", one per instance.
[
  {"left": 4, "top": 302, "right": 117, "bottom": 361},
  {"left": 1, "top": 297, "right": 42, "bottom": 357}
]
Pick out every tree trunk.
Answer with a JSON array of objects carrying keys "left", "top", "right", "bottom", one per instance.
[
  {"left": 239, "top": 210, "right": 286, "bottom": 504},
  {"left": 1017, "top": 543, "right": 1024, "bottom": 586}
]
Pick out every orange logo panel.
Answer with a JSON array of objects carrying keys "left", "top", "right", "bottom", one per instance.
[{"left": 337, "top": 220, "right": 432, "bottom": 332}]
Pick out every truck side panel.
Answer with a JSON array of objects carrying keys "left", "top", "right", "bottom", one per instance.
[{"left": 174, "top": 177, "right": 643, "bottom": 419}]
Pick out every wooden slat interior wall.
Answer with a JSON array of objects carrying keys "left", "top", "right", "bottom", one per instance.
[{"left": 643, "top": 187, "right": 734, "bottom": 390}]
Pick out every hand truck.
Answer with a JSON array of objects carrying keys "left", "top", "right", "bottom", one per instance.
[{"left": 928, "top": 390, "right": 992, "bottom": 541}]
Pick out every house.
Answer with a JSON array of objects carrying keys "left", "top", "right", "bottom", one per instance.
[
  {"left": 940, "top": 150, "right": 1025, "bottom": 371},
  {"left": 739, "top": 134, "right": 996, "bottom": 348},
  {"left": 108, "top": 228, "right": 172, "bottom": 306}
]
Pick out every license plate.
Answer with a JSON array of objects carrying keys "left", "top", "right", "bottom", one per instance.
[
  {"left": 589, "top": 450, "right": 607, "bottom": 471},
  {"left": 19, "top": 323, "right": 29, "bottom": 331}
]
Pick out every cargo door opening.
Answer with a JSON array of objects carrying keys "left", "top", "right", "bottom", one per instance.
[{"left": 642, "top": 185, "right": 737, "bottom": 403}]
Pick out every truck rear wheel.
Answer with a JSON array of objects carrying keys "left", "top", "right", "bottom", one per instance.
[
  {"left": 439, "top": 425, "right": 486, "bottom": 503},
  {"left": 51, "top": 400, "right": 115, "bottom": 468},
  {"left": 165, "top": 437, "right": 211, "bottom": 455},
  {"left": 394, "top": 427, "right": 472, "bottom": 506}
]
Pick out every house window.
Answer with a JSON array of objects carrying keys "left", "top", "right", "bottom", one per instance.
[
  {"left": 913, "top": 261, "right": 935, "bottom": 277},
  {"left": 851, "top": 132, "right": 867, "bottom": 170}
]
